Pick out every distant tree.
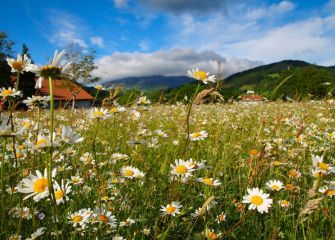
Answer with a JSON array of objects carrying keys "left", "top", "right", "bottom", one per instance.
[
  {"left": 0, "top": 32, "right": 15, "bottom": 87},
  {"left": 61, "top": 43, "right": 100, "bottom": 109},
  {"left": 19, "top": 44, "right": 36, "bottom": 99},
  {"left": 22, "top": 43, "right": 33, "bottom": 63}
]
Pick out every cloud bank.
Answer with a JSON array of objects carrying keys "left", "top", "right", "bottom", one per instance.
[{"left": 94, "top": 48, "right": 262, "bottom": 82}]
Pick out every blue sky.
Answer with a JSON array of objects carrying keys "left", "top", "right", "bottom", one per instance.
[{"left": 1, "top": 0, "right": 335, "bottom": 81}]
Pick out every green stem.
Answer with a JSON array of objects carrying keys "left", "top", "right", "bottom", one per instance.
[
  {"left": 47, "top": 76, "right": 60, "bottom": 240},
  {"left": 91, "top": 90, "right": 100, "bottom": 107},
  {"left": 182, "top": 83, "right": 201, "bottom": 157},
  {"left": 1, "top": 138, "right": 7, "bottom": 237},
  {"left": 15, "top": 72, "right": 20, "bottom": 91}
]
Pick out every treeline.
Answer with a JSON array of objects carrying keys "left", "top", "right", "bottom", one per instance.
[{"left": 90, "top": 64, "right": 335, "bottom": 105}]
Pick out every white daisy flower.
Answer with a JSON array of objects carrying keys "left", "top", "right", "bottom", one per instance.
[
  {"left": 17, "top": 168, "right": 57, "bottom": 202},
  {"left": 265, "top": 180, "right": 284, "bottom": 191},
  {"left": 53, "top": 179, "right": 72, "bottom": 205},
  {"left": 90, "top": 107, "right": 112, "bottom": 120},
  {"left": 170, "top": 159, "right": 195, "bottom": 178},
  {"left": 319, "top": 183, "right": 335, "bottom": 197},
  {"left": 0, "top": 87, "right": 22, "bottom": 98},
  {"left": 119, "top": 217, "right": 135, "bottom": 227},
  {"left": 121, "top": 166, "right": 145, "bottom": 179},
  {"left": 215, "top": 212, "right": 227, "bottom": 223},
  {"left": 137, "top": 96, "right": 151, "bottom": 105},
  {"left": 110, "top": 105, "right": 126, "bottom": 114},
  {"left": 93, "top": 207, "right": 117, "bottom": 227},
  {"left": 28, "top": 49, "right": 71, "bottom": 89},
  {"left": 61, "top": 125, "right": 84, "bottom": 144},
  {"left": 242, "top": 188, "right": 273, "bottom": 213},
  {"left": 197, "top": 177, "right": 221, "bottom": 186},
  {"left": 68, "top": 209, "right": 91, "bottom": 228},
  {"left": 278, "top": 200, "right": 291, "bottom": 208},
  {"left": 191, "top": 207, "right": 206, "bottom": 218},
  {"left": 80, "top": 152, "right": 95, "bottom": 165},
  {"left": 160, "top": 202, "right": 182, "bottom": 216},
  {"left": 129, "top": 110, "right": 141, "bottom": 121},
  {"left": 71, "top": 176, "right": 84, "bottom": 185},
  {"left": 312, "top": 154, "right": 335, "bottom": 174},
  {"left": 189, "top": 130, "right": 208, "bottom": 141},
  {"left": 203, "top": 229, "right": 221, "bottom": 239},
  {"left": 111, "top": 153, "right": 129, "bottom": 162},
  {"left": 94, "top": 84, "right": 105, "bottom": 91},
  {"left": 23, "top": 95, "right": 50, "bottom": 109},
  {"left": 187, "top": 68, "right": 216, "bottom": 84},
  {"left": 189, "top": 159, "right": 207, "bottom": 170},
  {"left": 25, "top": 227, "right": 45, "bottom": 240},
  {"left": 6, "top": 54, "right": 31, "bottom": 73}
]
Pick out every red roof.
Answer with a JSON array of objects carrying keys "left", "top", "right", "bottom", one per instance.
[
  {"left": 240, "top": 95, "right": 263, "bottom": 101},
  {"left": 38, "top": 79, "right": 94, "bottom": 100}
]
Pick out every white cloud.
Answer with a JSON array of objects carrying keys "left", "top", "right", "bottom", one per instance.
[
  {"left": 90, "top": 36, "right": 105, "bottom": 48},
  {"left": 246, "top": 1, "right": 295, "bottom": 20},
  {"left": 224, "top": 15, "right": 335, "bottom": 64},
  {"left": 47, "top": 10, "right": 88, "bottom": 48},
  {"left": 94, "top": 48, "right": 261, "bottom": 82},
  {"left": 167, "top": 2, "right": 335, "bottom": 66}
]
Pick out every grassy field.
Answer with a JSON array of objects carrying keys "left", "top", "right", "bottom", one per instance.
[{"left": 1, "top": 100, "right": 335, "bottom": 239}]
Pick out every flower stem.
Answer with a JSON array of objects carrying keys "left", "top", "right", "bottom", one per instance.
[
  {"left": 15, "top": 72, "right": 20, "bottom": 91},
  {"left": 91, "top": 90, "right": 100, "bottom": 107},
  {"left": 1, "top": 137, "right": 7, "bottom": 237},
  {"left": 47, "top": 76, "right": 60, "bottom": 240},
  {"left": 182, "top": 83, "right": 201, "bottom": 157}
]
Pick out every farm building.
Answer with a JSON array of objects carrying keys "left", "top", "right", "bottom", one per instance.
[
  {"left": 239, "top": 94, "right": 264, "bottom": 102},
  {"left": 36, "top": 79, "right": 94, "bottom": 108}
]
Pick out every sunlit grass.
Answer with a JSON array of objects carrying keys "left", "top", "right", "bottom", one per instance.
[{"left": 1, "top": 100, "right": 335, "bottom": 239}]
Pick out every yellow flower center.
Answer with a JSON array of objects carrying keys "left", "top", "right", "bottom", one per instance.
[
  {"left": 36, "top": 138, "right": 48, "bottom": 147},
  {"left": 318, "top": 162, "right": 329, "bottom": 171},
  {"left": 250, "top": 149, "right": 258, "bottom": 156},
  {"left": 2, "top": 89, "right": 13, "bottom": 96},
  {"left": 33, "top": 178, "right": 48, "bottom": 193},
  {"left": 124, "top": 169, "right": 134, "bottom": 177},
  {"left": 72, "top": 215, "right": 83, "bottom": 223},
  {"left": 112, "top": 179, "right": 120, "bottom": 183},
  {"left": 110, "top": 107, "right": 118, "bottom": 113},
  {"left": 175, "top": 165, "right": 188, "bottom": 174},
  {"left": 72, "top": 178, "right": 79, "bottom": 183},
  {"left": 99, "top": 214, "right": 109, "bottom": 222},
  {"left": 271, "top": 185, "right": 280, "bottom": 190},
  {"left": 94, "top": 111, "right": 104, "bottom": 117},
  {"left": 325, "top": 189, "right": 335, "bottom": 196},
  {"left": 250, "top": 195, "right": 263, "bottom": 206},
  {"left": 16, "top": 153, "right": 24, "bottom": 158},
  {"left": 23, "top": 122, "right": 32, "bottom": 129},
  {"left": 101, "top": 196, "right": 109, "bottom": 201},
  {"left": 206, "top": 231, "right": 218, "bottom": 240},
  {"left": 273, "top": 161, "right": 282, "bottom": 166},
  {"left": 217, "top": 214, "right": 225, "bottom": 222},
  {"left": 203, "top": 178, "right": 213, "bottom": 185},
  {"left": 191, "top": 132, "right": 202, "bottom": 138},
  {"left": 288, "top": 169, "right": 298, "bottom": 177},
  {"left": 55, "top": 189, "right": 64, "bottom": 200},
  {"left": 193, "top": 71, "right": 207, "bottom": 81},
  {"left": 281, "top": 200, "right": 289, "bottom": 206},
  {"left": 166, "top": 205, "right": 177, "bottom": 214},
  {"left": 12, "top": 61, "right": 24, "bottom": 71}
]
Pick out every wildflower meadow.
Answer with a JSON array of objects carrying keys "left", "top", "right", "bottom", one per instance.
[{"left": 0, "top": 51, "right": 335, "bottom": 240}]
